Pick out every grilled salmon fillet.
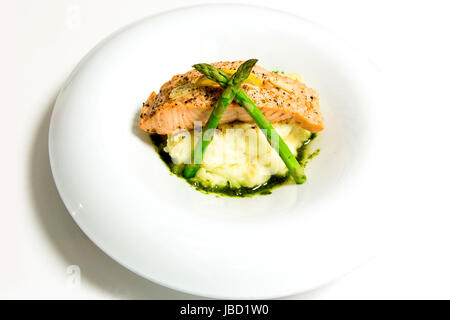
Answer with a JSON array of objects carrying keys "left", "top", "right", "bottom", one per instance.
[{"left": 139, "top": 61, "right": 324, "bottom": 135}]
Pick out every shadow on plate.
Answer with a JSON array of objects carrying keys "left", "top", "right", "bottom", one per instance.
[{"left": 131, "top": 107, "right": 152, "bottom": 145}]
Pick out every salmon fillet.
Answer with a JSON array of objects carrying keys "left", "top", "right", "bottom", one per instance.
[{"left": 139, "top": 61, "right": 324, "bottom": 135}]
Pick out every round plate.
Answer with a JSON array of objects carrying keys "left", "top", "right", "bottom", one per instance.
[{"left": 49, "top": 4, "right": 384, "bottom": 299}]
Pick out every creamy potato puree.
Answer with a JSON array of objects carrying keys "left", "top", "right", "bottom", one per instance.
[{"left": 164, "top": 122, "right": 311, "bottom": 188}]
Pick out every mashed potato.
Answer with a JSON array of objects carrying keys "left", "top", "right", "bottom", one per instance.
[{"left": 164, "top": 122, "right": 311, "bottom": 188}]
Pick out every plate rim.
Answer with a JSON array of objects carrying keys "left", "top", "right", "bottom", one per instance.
[{"left": 49, "top": 3, "right": 380, "bottom": 299}]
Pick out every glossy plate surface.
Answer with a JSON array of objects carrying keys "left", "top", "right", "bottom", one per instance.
[{"left": 49, "top": 4, "right": 384, "bottom": 298}]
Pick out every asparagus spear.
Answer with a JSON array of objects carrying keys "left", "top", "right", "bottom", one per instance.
[
  {"left": 192, "top": 63, "right": 307, "bottom": 184},
  {"left": 183, "top": 59, "right": 258, "bottom": 179}
]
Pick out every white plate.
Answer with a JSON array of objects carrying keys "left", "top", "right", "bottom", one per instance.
[{"left": 49, "top": 4, "right": 384, "bottom": 299}]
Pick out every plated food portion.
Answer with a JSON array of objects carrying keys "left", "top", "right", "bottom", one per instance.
[{"left": 139, "top": 60, "right": 324, "bottom": 196}]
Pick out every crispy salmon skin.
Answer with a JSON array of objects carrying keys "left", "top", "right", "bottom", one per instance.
[{"left": 139, "top": 61, "right": 324, "bottom": 135}]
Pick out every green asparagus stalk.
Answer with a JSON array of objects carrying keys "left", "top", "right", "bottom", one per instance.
[
  {"left": 183, "top": 59, "right": 258, "bottom": 179},
  {"left": 193, "top": 63, "right": 307, "bottom": 184}
]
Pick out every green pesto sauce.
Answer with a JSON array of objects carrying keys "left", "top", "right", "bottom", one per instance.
[
  {"left": 297, "top": 133, "right": 321, "bottom": 166},
  {"left": 149, "top": 133, "right": 319, "bottom": 197},
  {"left": 187, "top": 175, "right": 289, "bottom": 197}
]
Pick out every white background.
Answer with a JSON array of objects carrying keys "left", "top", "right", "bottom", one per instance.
[{"left": 1, "top": 0, "right": 449, "bottom": 299}]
